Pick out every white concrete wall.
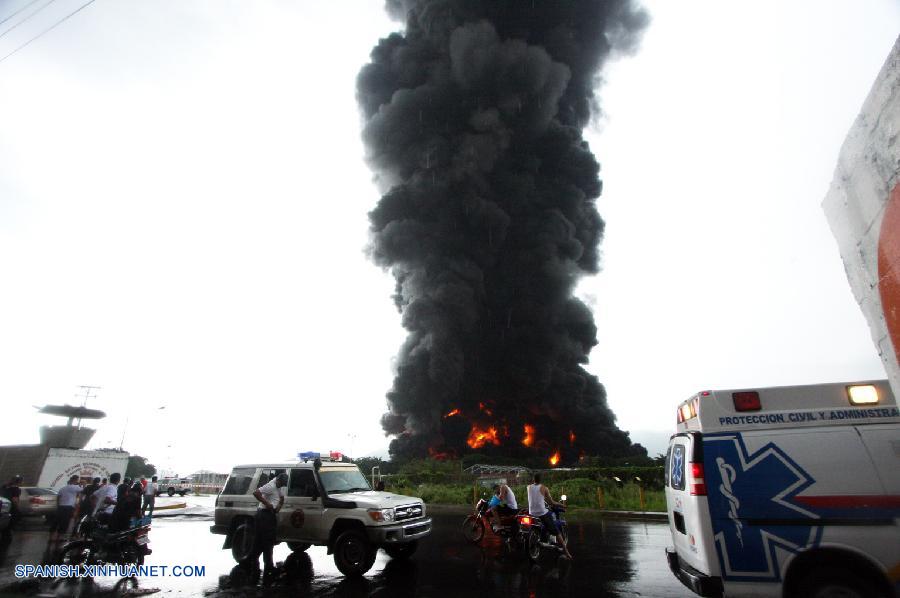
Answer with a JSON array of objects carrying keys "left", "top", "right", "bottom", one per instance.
[{"left": 823, "top": 35, "right": 900, "bottom": 398}]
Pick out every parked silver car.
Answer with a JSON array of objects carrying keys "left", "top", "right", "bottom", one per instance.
[
  {"left": 0, "top": 496, "right": 11, "bottom": 532},
  {"left": 19, "top": 487, "right": 58, "bottom": 518}
]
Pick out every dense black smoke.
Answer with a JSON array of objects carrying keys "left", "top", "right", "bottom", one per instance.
[{"left": 357, "top": 0, "right": 649, "bottom": 463}]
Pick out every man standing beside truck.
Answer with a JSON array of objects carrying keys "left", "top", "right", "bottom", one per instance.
[{"left": 242, "top": 472, "right": 287, "bottom": 583}]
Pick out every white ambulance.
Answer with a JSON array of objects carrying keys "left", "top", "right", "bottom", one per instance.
[{"left": 664, "top": 380, "right": 900, "bottom": 598}]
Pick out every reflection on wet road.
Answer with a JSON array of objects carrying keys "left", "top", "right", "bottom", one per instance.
[{"left": 0, "top": 505, "right": 685, "bottom": 597}]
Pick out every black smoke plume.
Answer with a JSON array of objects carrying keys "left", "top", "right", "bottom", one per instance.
[{"left": 357, "top": 0, "right": 649, "bottom": 463}]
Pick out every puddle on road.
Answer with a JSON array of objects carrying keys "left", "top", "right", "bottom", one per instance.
[{"left": 0, "top": 511, "right": 677, "bottom": 597}]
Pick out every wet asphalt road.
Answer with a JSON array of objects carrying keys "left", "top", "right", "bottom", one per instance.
[{"left": 0, "top": 497, "right": 689, "bottom": 597}]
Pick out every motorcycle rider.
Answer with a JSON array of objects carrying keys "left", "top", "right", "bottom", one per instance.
[
  {"left": 526, "top": 472, "right": 573, "bottom": 559},
  {"left": 489, "top": 483, "right": 518, "bottom": 531}
]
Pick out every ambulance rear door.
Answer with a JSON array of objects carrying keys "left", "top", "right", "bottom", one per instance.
[{"left": 666, "top": 432, "right": 719, "bottom": 580}]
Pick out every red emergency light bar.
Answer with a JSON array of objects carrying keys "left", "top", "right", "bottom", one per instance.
[{"left": 732, "top": 391, "right": 761, "bottom": 412}]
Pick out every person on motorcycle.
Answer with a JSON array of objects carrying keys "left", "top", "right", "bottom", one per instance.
[
  {"left": 110, "top": 482, "right": 143, "bottom": 531},
  {"left": 488, "top": 483, "right": 518, "bottom": 530},
  {"left": 526, "top": 473, "right": 573, "bottom": 559},
  {"left": 94, "top": 472, "right": 121, "bottom": 524}
]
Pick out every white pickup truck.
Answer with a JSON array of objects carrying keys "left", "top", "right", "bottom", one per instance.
[{"left": 210, "top": 458, "right": 431, "bottom": 576}]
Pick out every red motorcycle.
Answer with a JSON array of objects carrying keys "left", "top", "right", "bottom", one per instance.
[{"left": 461, "top": 498, "right": 522, "bottom": 552}]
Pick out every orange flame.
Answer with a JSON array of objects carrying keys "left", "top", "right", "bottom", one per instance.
[
  {"left": 549, "top": 451, "right": 561, "bottom": 466},
  {"left": 444, "top": 409, "right": 460, "bottom": 418},
  {"left": 467, "top": 425, "right": 501, "bottom": 449},
  {"left": 478, "top": 402, "right": 494, "bottom": 416},
  {"left": 568, "top": 430, "right": 576, "bottom": 444},
  {"left": 428, "top": 447, "right": 453, "bottom": 460},
  {"left": 522, "top": 424, "right": 535, "bottom": 447}
]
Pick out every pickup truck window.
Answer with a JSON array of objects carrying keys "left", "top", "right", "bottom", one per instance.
[
  {"left": 257, "top": 469, "right": 286, "bottom": 489},
  {"left": 288, "top": 469, "right": 317, "bottom": 497},
  {"left": 319, "top": 469, "right": 371, "bottom": 494},
  {"left": 222, "top": 468, "right": 255, "bottom": 495}
]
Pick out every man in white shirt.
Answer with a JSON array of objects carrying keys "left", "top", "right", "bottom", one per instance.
[
  {"left": 50, "top": 475, "right": 82, "bottom": 541},
  {"left": 526, "top": 472, "right": 573, "bottom": 559},
  {"left": 94, "top": 472, "right": 121, "bottom": 522},
  {"left": 243, "top": 472, "right": 287, "bottom": 581},
  {"left": 142, "top": 476, "right": 159, "bottom": 517}
]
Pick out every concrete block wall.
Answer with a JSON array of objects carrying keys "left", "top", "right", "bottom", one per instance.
[
  {"left": 823, "top": 35, "right": 900, "bottom": 398},
  {"left": 0, "top": 445, "right": 52, "bottom": 486}
]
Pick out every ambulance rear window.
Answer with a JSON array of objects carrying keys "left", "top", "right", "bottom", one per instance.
[{"left": 670, "top": 444, "right": 686, "bottom": 491}]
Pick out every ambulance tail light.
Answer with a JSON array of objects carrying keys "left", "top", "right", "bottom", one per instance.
[
  {"left": 847, "top": 385, "right": 879, "bottom": 405},
  {"left": 732, "top": 391, "right": 761, "bottom": 412},
  {"left": 689, "top": 462, "right": 707, "bottom": 496}
]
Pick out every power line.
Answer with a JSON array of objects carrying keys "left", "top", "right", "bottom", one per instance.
[
  {"left": 0, "top": 0, "right": 43, "bottom": 28},
  {"left": 0, "top": 0, "right": 96, "bottom": 65},
  {"left": 0, "top": 0, "right": 57, "bottom": 40}
]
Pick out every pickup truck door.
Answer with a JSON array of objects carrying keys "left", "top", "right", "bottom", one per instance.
[{"left": 280, "top": 468, "right": 324, "bottom": 542}]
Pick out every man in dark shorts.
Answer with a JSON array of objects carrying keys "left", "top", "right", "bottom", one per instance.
[
  {"left": 243, "top": 472, "right": 287, "bottom": 583},
  {"left": 526, "top": 472, "right": 573, "bottom": 559},
  {"left": 51, "top": 475, "right": 82, "bottom": 541}
]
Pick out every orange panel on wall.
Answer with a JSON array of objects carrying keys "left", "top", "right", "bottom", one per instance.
[{"left": 878, "top": 182, "right": 900, "bottom": 367}]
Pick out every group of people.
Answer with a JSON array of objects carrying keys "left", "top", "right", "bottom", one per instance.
[
  {"left": 1, "top": 473, "right": 161, "bottom": 541},
  {"left": 487, "top": 473, "right": 573, "bottom": 560}
]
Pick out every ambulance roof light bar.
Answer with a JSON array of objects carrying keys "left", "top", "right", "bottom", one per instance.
[
  {"left": 847, "top": 385, "right": 879, "bottom": 405},
  {"left": 732, "top": 391, "right": 761, "bottom": 412}
]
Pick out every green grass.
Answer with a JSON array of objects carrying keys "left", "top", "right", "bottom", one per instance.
[{"left": 385, "top": 479, "right": 664, "bottom": 512}]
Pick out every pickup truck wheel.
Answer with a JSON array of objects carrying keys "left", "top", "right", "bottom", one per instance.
[
  {"left": 178, "top": 491, "right": 186, "bottom": 497},
  {"left": 167, "top": 488, "right": 175, "bottom": 497},
  {"left": 798, "top": 568, "right": 885, "bottom": 598},
  {"left": 383, "top": 541, "right": 417, "bottom": 559},
  {"left": 287, "top": 541, "right": 310, "bottom": 553},
  {"left": 333, "top": 531, "right": 375, "bottom": 576},
  {"left": 230, "top": 521, "right": 255, "bottom": 563}
]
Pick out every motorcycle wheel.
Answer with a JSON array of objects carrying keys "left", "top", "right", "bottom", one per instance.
[
  {"left": 461, "top": 515, "right": 485, "bottom": 544},
  {"left": 120, "top": 541, "right": 145, "bottom": 566},
  {"left": 59, "top": 541, "right": 95, "bottom": 567},
  {"left": 527, "top": 529, "right": 542, "bottom": 563}
]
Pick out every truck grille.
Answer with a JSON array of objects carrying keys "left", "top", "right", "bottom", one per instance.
[{"left": 394, "top": 503, "right": 423, "bottom": 521}]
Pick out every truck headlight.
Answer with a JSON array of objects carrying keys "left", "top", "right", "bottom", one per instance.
[{"left": 367, "top": 508, "right": 394, "bottom": 522}]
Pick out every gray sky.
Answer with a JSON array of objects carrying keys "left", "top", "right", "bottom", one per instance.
[{"left": 1, "top": 1, "right": 897, "bottom": 473}]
